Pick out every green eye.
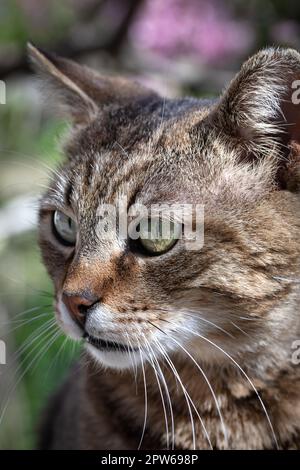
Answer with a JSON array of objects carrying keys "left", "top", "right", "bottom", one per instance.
[
  {"left": 53, "top": 210, "right": 77, "bottom": 245},
  {"left": 138, "top": 218, "right": 181, "bottom": 255}
]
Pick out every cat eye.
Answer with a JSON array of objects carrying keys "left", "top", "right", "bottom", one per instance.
[
  {"left": 53, "top": 210, "right": 77, "bottom": 246},
  {"left": 138, "top": 217, "right": 181, "bottom": 255}
]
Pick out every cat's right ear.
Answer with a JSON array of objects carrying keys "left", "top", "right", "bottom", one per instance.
[{"left": 27, "top": 43, "right": 155, "bottom": 126}]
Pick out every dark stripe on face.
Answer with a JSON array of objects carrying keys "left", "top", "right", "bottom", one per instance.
[
  {"left": 107, "top": 159, "right": 152, "bottom": 202},
  {"left": 84, "top": 161, "right": 94, "bottom": 187},
  {"left": 65, "top": 180, "right": 74, "bottom": 206}
]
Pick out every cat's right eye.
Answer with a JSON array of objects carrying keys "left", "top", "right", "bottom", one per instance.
[
  {"left": 136, "top": 217, "right": 181, "bottom": 255},
  {"left": 53, "top": 210, "right": 77, "bottom": 246}
]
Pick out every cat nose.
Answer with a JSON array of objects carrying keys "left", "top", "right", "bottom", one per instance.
[{"left": 62, "top": 291, "right": 99, "bottom": 328}]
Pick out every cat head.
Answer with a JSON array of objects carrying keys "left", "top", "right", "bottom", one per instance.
[{"left": 30, "top": 44, "right": 300, "bottom": 369}]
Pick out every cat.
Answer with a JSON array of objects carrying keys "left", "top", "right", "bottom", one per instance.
[{"left": 28, "top": 43, "right": 300, "bottom": 450}]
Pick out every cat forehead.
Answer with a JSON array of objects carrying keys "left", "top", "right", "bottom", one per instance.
[
  {"left": 65, "top": 96, "right": 212, "bottom": 154},
  {"left": 56, "top": 98, "right": 213, "bottom": 200},
  {"left": 46, "top": 93, "right": 274, "bottom": 214},
  {"left": 52, "top": 144, "right": 266, "bottom": 223}
]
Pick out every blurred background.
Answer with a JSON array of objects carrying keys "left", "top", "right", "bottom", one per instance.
[{"left": 0, "top": 0, "right": 300, "bottom": 450}]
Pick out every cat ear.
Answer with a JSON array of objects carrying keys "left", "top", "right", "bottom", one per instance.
[
  {"left": 212, "top": 48, "right": 300, "bottom": 164},
  {"left": 27, "top": 43, "right": 155, "bottom": 126}
]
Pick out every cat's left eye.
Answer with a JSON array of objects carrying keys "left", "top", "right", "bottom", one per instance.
[{"left": 53, "top": 210, "right": 77, "bottom": 246}]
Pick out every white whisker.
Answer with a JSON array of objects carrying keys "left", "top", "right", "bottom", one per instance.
[
  {"left": 230, "top": 322, "right": 250, "bottom": 337},
  {"left": 166, "top": 321, "right": 279, "bottom": 449},
  {"left": 161, "top": 331, "right": 228, "bottom": 446},
  {"left": 154, "top": 338, "right": 213, "bottom": 449},
  {"left": 143, "top": 334, "right": 170, "bottom": 449},
  {"left": 137, "top": 344, "right": 148, "bottom": 450},
  {"left": 0, "top": 324, "right": 60, "bottom": 426},
  {"left": 146, "top": 340, "right": 175, "bottom": 450}
]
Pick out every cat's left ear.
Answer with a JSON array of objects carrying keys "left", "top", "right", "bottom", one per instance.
[
  {"left": 28, "top": 43, "right": 156, "bottom": 126},
  {"left": 211, "top": 48, "right": 300, "bottom": 187}
]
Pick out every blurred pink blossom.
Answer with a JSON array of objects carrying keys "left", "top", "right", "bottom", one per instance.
[{"left": 130, "top": 0, "right": 254, "bottom": 64}]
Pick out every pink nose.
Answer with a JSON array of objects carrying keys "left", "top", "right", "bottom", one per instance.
[{"left": 62, "top": 292, "right": 98, "bottom": 328}]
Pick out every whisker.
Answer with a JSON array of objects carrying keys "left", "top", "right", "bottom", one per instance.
[
  {"left": 150, "top": 322, "right": 228, "bottom": 447},
  {"left": 159, "top": 307, "right": 235, "bottom": 339},
  {"left": 154, "top": 338, "right": 212, "bottom": 449},
  {"left": 46, "top": 336, "right": 68, "bottom": 376},
  {"left": 0, "top": 323, "right": 59, "bottom": 426},
  {"left": 272, "top": 275, "right": 300, "bottom": 283},
  {"left": 146, "top": 340, "right": 175, "bottom": 450},
  {"left": 30, "top": 330, "right": 62, "bottom": 375},
  {"left": 125, "top": 332, "right": 138, "bottom": 389},
  {"left": 137, "top": 344, "right": 148, "bottom": 450},
  {"left": 10, "top": 321, "right": 58, "bottom": 382},
  {"left": 12, "top": 318, "right": 57, "bottom": 364},
  {"left": 3, "top": 311, "right": 52, "bottom": 336},
  {"left": 142, "top": 334, "right": 170, "bottom": 450},
  {"left": 4, "top": 305, "right": 47, "bottom": 322},
  {"left": 238, "top": 316, "right": 260, "bottom": 321},
  {"left": 164, "top": 320, "right": 279, "bottom": 449},
  {"left": 230, "top": 322, "right": 250, "bottom": 337}
]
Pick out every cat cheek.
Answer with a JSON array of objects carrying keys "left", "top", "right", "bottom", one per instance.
[{"left": 55, "top": 297, "right": 83, "bottom": 340}]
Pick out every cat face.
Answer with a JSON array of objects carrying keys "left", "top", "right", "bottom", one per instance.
[{"left": 31, "top": 44, "right": 300, "bottom": 369}]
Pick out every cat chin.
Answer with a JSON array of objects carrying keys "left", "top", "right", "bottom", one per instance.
[{"left": 86, "top": 343, "right": 143, "bottom": 370}]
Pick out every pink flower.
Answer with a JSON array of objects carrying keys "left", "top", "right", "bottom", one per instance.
[{"left": 129, "top": 0, "right": 254, "bottom": 64}]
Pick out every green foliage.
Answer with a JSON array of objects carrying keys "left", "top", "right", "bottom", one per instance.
[
  {"left": 0, "top": 88, "right": 80, "bottom": 449},
  {"left": 0, "top": 0, "right": 75, "bottom": 46}
]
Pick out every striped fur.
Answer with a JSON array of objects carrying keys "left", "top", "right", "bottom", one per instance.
[{"left": 30, "top": 44, "right": 300, "bottom": 449}]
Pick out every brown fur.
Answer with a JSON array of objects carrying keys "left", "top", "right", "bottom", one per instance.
[{"left": 29, "top": 43, "right": 300, "bottom": 449}]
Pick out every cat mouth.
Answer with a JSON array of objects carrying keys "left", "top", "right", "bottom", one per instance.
[{"left": 84, "top": 333, "right": 138, "bottom": 353}]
